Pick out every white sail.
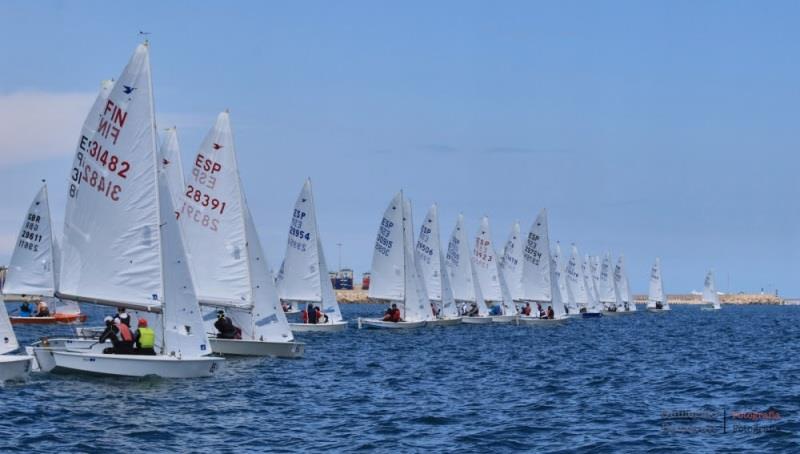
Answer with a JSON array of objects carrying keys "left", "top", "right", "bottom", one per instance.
[
  {"left": 416, "top": 205, "right": 443, "bottom": 301},
  {"left": 0, "top": 297, "right": 19, "bottom": 355},
  {"left": 402, "top": 198, "right": 435, "bottom": 322},
  {"left": 548, "top": 255, "right": 567, "bottom": 319},
  {"left": 586, "top": 254, "right": 601, "bottom": 307},
  {"left": 157, "top": 159, "right": 210, "bottom": 357},
  {"left": 4, "top": 184, "right": 56, "bottom": 297},
  {"left": 59, "top": 44, "right": 163, "bottom": 311},
  {"left": 276, "top": 179, "right": 323, "bottom": 302},
  {"left": 416, "top": 205, "right": 458, "bottom": 318},
  {"left": 472, "top": 217, "right": 503, "bottom": 302},
  {"left": 470, "top": 262, "right": 490, "bottom": 316},
  {"left": 582, "top": 254, "right": 603, "bottom": 313},
  {"left": 445, "top": 214, "right": 476, "bottom": 302},
  {"left": 553, "top": 242, "right": 575, "bottom": 314},
  {"left": 317, "top": 237, "right": 343, "bottom": 321},
  {"left": 179, "top": 112, "right": 251, "bottom": 308},
  {"left": 159, "top": 127, "right": 185, "bottom": 211},
  {"left": 369, "top": 192, "right": 405, "bottom": 301},
  {"left": 240, "top": 207, "right": 294, "bottom": 341},
  {"left": 500, "top": 221, "right": 524, "bottom": 301},
  {"left": 566, "top": 245, "right": 589, "bottom": 310},
  {"left": 614, "top": 255, "right": 636, "bottom": 311},
  {"left": 703, "top": 270, "right": 720, "bottom": 309},
  {"left": 647, "top": 257, "right": 668, "bottom": 309},
  {"left": 521, "top": 209, "right": 551, "bottom": 302},
  {"left": 597, "top": 253, "right": 617, "bottom": 305}
]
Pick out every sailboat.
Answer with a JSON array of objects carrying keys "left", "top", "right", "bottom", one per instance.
[
  {"left": 472, "top": 216, "right": 518, "bottom": 323},
  {"left": 447, "top": 215, "right": 492, "bottom": 324},
  {"left": 278, "top": 179, "right": 347, "bottom": 332},
  {"left": 3, "top": 183, "right": 87, "bottom": 325},
  {"left": 614, "top": 255, "right": 637, "bottom": 312},
  {"left": 34, "top": 43, "right": 224, "bottom": 378},
  {"left": 359, "top": 192, "right": 435, "bottom": 329},
  {"left": 517, "top": 209, "right": 568, "bottom": 325},
  {"left": 553, "top": 242, "right": 578, "bottom": 317},
  {"left": 647, "top": 257, "right": 670, "bottom": 311},
  {"left": 416, "top": 204, "right": 461, "bottom": 326},
  {"left": 597, "top": 253, "right": 623, "bottom": 315},
  {"left": 176, "top": 112, "right": 303, "bottom": 357},
  {"left": 500, "top": 221, "right": 524, "bottom": 305},
  {"left": 566, "top": 244, "right": 603, "bottom": 318},
  {"left": 701, "top": 270, "right": 721, "bottom": 310},
  {"left": 0, "top": 295, "right": 33, "bottom": 381}
]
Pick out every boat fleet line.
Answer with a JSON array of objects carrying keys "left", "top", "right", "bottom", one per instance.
[{"left": 0, "top": 42, "right": 722, "bottom": 382}]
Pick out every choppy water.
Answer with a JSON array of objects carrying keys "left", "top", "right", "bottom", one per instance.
[{"left": 1, "top": 303, "right": 799, "bottom": 453}]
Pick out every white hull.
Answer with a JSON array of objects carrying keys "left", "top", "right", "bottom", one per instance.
[
  {"left": 491, "top": 315, "right": 518, "bottom": 323},
  {"left": 0, "top": 355, "right": 33, "bottom": 381},
  {"left": 28, "top": 337, "right": 110, "bottom": 372},
  {"left": 602, "top": 310, "right": 626, "bottom": 316},
  {"left": 289, "top": 321, "right": 348, "bottom": 332},
  {"left": 209, "top": 338, "right": 305, "bottom": 358},
  {"left": 462, "top": 316, "right": 493, "bottom": 324},
  {"left": 700, "top": 306, "right": 721, "bottom": 311},
  {"left": 647, "top": 307, "right": 671, "bottom": 312},
  {"left": 51, "top": 351, "right": 224, "bottom": 378},
  {"left": 357, "top": 318, "right": 427, "bottom": 329},
  {"left": 518, "top": 316, "right": 568, "bottom": 326},
  {"left": 426, "top": 317, "right": 462, "bottom": 326}
]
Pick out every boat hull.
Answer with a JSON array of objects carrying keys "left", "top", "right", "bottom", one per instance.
[
  {"left": 289, "top": 321, "right": 348, "bottom": 332},
  {"left": 581, "top": 312, "right": 603, "bottom": 318},
  {"left": 11, "top": 313, "right": 88, "bottom": 325},
  {"left": 209, "top": 338, "right": 305, "bottom": 358},
  {"left": 518, "top": 316, "right": 568, "bottom": 326},
  {"left": 0, "top": 355, "right": 33, "bottom": 381},
  {"left": 51, "top": 351, "right": 224, "bottom": 378},
  {"left": 601, "top": 310, "right": 625, "bottom": 316},
  {"left": 462, "top": 316, "right": 493, "bottom": 324},
  {"left": 426, "top": 317, "right": 462, "bottom": 326},
  {"left": 357, "top": 318, "right": 427, "bottom": 329},
  {"left": 491, "top": 315, "right": 518, "bottom": 323}
]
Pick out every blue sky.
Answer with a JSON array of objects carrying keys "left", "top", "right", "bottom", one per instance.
[{"left": 0, "top": 0, "right": 798, "bottom": 294}]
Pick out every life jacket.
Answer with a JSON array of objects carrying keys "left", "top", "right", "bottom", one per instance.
[
  {"left": 137, "top": 327, "right": 155, "bottom": 348},
  {"left": 117, "top": 322, "right": 133, "bottom": 342},
  {"left": 391, "top": 308, "right": 401, "bottom": 322},
  {"left": 302, "top": 310, "right": 309, "bottom": 323}
]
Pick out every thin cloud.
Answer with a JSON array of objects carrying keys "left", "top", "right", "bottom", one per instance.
[{"left": 0, "top": 91, "right": 95, "bottom": 168}]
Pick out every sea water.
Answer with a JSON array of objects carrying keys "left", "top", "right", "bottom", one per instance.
[{"left": 1, "top": 304, "right": 798, "bottom": 452}]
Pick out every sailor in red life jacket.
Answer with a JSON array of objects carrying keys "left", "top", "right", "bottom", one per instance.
[
  {"left": 301, "top": 307, "right": 309, "bottom": 323},
  {"left": 390, "top": 303, "right": 402, "bottom": 322},
  {"left": 522, "top": 302, "right": 532, "bottom": 316},
  {"left": 114, "top": 316, "right": 135, "bottom": 354}
]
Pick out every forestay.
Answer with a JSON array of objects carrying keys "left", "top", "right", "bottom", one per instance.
[
  {"left": 4, "top": 184, "right": 56, "bottom": 297},
  {"left": 59, "top": 44, "right": 163, "bottom": 311},
  {"left": 500, "top": 221, "right": 524, "bottom": 301},
  {"left": 179, "top": 112, "right": 251, "bottom": 308},
  {"left": 521, "top": 209, "right": 551, "bottom": 302},
  {"left": 446, "top": 214, "right": 476, "bottom": 302}
]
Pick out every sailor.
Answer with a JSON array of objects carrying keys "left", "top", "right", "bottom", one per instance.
[
  {"left": 522, "top": 302, "right": 532, "bottom": 316},
  {"left": 547, "top": 305, "right": 555, "bottom": 319},
  {"left": 214, "top": 310, "right": 239, "bottom": 339},
  {"left": 115, "top": 316, "right": 135, "bottom": 354},
  {"left": 536, "top": 302, "right": 545, "bottom": 317},
  {"left": 382, "top": 305, "right": 393, "bottom": 321},
  {"left": 489, "top": 304, "right": 502, "bottom": 316},
  {"left": 118, "top": 311, "right": 131, "bottom": 327},
  {"left": 307, "top": 304, "right": 318, "bottom": 324},
  {"left": 99, "top": 316, "right": 120, "bottom": 354},
  {"left": 655, "top": 301, "right": 663, "bottom": 310},
  {"left": 19, "top": 302, "right": 32, "bottom": 317},
  {"left": 134, "top": 318, "right": 156, "bottom": 355},
  {"left": 466, "top": 303, "right": 479, "bottom": 317},
  {"left": 390, "top": 303, "right": 401, "bottom": 322},
  {"left": 35, "top": 300, "right": 50, "bottom": 317},
  {"left": 316, "top": 306, "right": 328, "bottom": 324}
]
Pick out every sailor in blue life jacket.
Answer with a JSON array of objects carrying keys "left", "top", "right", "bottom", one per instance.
[
  {"left": 489, "top": 304, "right": 502, "bottom": 316},
  {"left": 19, "top": 302, "right": 32, "bottom": 317}
]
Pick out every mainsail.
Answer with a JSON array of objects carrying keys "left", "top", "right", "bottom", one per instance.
[
  {"left": 276, "top": 179, "right": 342, "bottom": 322},
  {"left": 614, "top": 255, "right": 636, "bottom": 311},
  {"left": 520, "top": 209, "right": 551, "bottom": 303},
  {"left": 4, "top": 184, "right": 56, "bottom": 297},
  {"left": 60, "top": 43, "right": 163, "bottom": 311},
  {"left": 445, "top": 214, "right": 476, "bottom": 302},
  {"left": 647, "top": 257, "right": 668, "bottom": 309},
  {"left": 472, "top": 216, "right": 517, "bottom": 315},
  {"left": 500, "top": 221, "right": 524, "bottom": 301},
  {"left": 566, "top": 245, "right": 590, "bottom": 311},
  {"left": 415, "top": 204, "right": 458, "bottom": 318}
]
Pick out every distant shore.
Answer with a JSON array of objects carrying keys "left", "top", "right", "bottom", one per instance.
[{"left": 337, "top": 287, "right": 785, "bottom": 305}]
